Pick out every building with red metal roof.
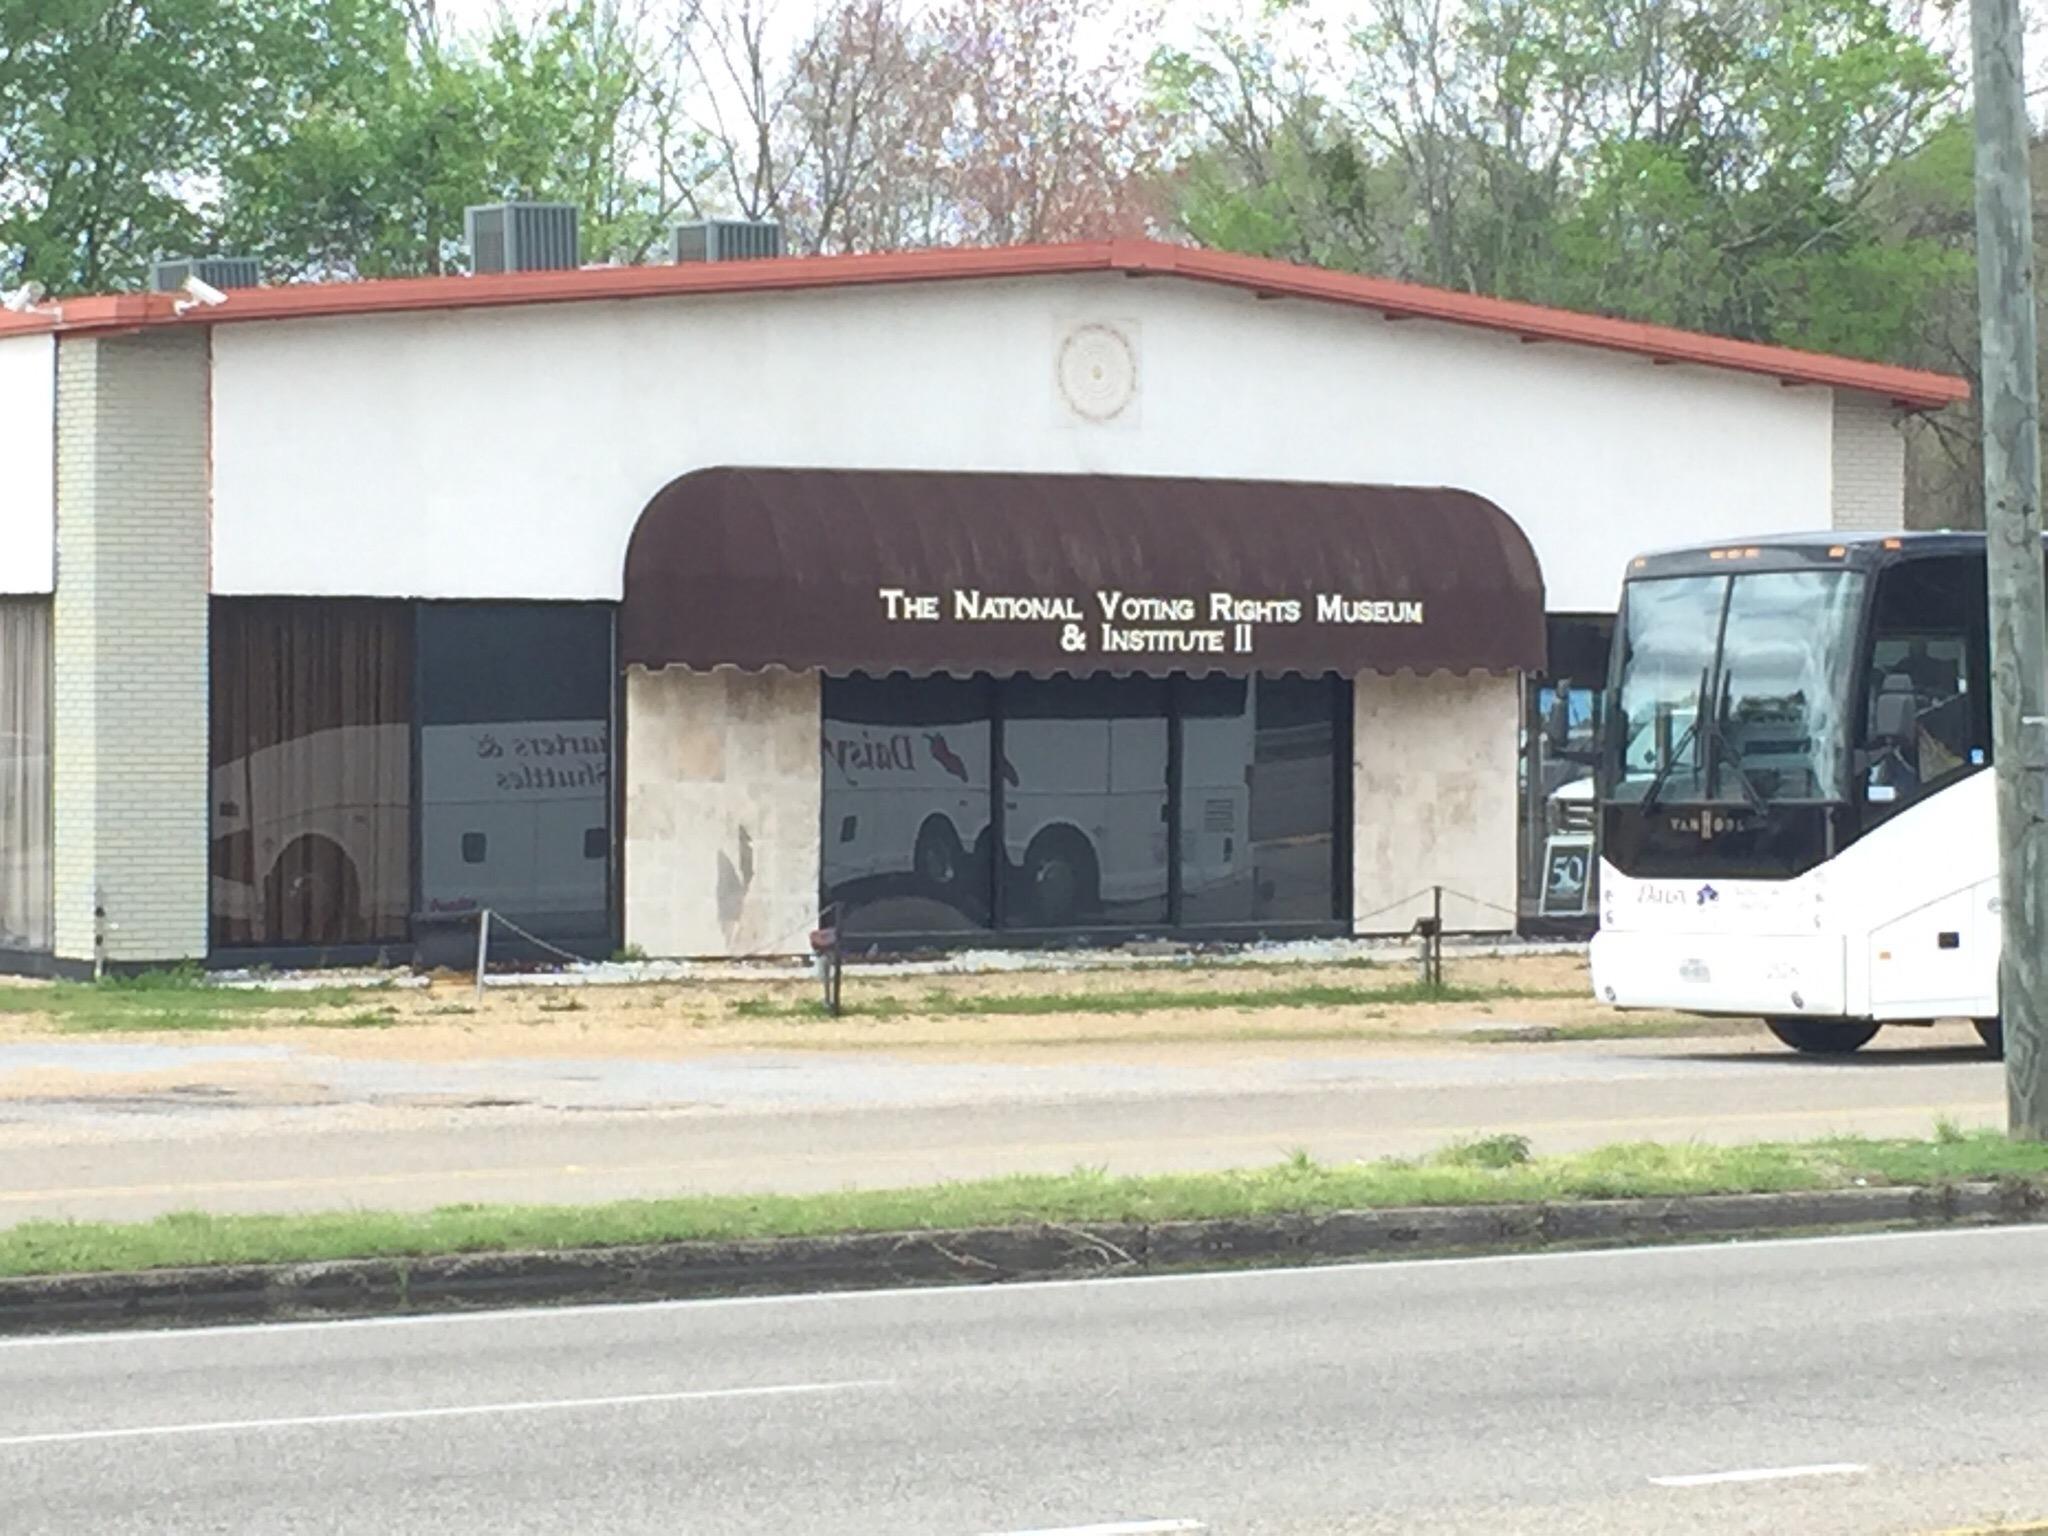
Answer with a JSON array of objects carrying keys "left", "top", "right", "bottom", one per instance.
[{"left": 0, "top": 222, "right": 1969, "bottom": 970}]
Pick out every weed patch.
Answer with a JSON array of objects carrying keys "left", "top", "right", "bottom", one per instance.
[
  {"left": 0, "top": 974, "right": 363, "bottom": 1034},
  {"left": 1435, "top": 1133, "right": 1534, "bottom": 1170},
  {"left": 729, "top": 978, "right": 1567, "bottom": 1024}
]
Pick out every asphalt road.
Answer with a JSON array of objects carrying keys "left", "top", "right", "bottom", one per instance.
[
  {"left": 4, "top": 1226, "right": 2047, "bottom": 1533},
  {"left": 0, "top": 1031, "right": 2007, "bottom": 1224}
]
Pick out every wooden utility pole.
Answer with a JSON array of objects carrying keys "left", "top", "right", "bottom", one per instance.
[{"left": 1974, "top": 0, "right": 2048, "bottom": 1137}]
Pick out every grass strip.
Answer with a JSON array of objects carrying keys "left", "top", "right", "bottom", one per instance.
[
  {"left": 731, "top": 980, "right": 1572, "bottom": 1021},
  {"left": 1, "top": 1128, "right": 2038, "bottom": 1281},
  {"left": 0, "top": 972, "right": 365, "bottom": 1033}
]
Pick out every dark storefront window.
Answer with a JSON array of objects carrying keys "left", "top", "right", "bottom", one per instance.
[
  {"left": 211, "top": 599, "right": 616, "bottom": 956},
  {"left": 1001, "top": 675, "right": 1170, "bottom": 929},
  {"left": 417, "top": 604, "right": 613, "bottom": 950},
  {"left": 1519, "top": 615, "right": 1610, "bottom": 928},
  {"left": 211, "top": 601, "right": 414, "bottom": 948},
  {"left": 0, "top": 598, "right": 52, "bottom": 953},
  {"left": 1179, "top": 676, "right": 1341, "bottom": 925},
  {"left": 823, "top": 672, "right": 1346, "bottom": 940},
  {"left": 821, "top": 673, "right": 995, "bottom": 936}
]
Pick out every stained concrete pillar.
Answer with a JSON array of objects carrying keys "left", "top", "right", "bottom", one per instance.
[
  {"left": 1352, "top": 670, "right": 1521, "bottom": 934},
  {"left": 623, "top": 665, "right": 821, "bottom": 958}
]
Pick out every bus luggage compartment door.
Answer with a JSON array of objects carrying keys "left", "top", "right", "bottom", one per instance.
[{"left": 1865, "top": 880, "right": 1997, "bottom": 1020}]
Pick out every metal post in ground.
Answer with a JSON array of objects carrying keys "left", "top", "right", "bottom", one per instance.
[
  {"left": 1973, "top": 0, "right": 2048, "bottom": 1136},
  {"left": 811, "top": 907, "right": 842, "bottom": 1018},
  {"left": 474, "top": 909, "right": 492, "bottom": 1006},
  {"left": 1413, "top": 889, "right": 1444, "bottom": 994},
  {"left": 1431, "top": 885, "right": 1445, "bottom": 992}
]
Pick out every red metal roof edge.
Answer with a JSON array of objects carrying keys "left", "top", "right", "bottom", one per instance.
[
  {"left": 1123, "top": 243, "right": 1971, "bottom": 410},
  {"left": 0, "top": 238, "right": 1970, "bottom": 408}
]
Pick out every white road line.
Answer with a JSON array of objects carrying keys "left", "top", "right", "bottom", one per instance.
[
  {"left": 979, "top": 1522, "right": 1205, "bottom": 1536},
  {"left": 4, "top": 1222, "right": 2043, "bottom": 1351},
  {"left": 1650, "top": 1462, "right": 1868, "bottom": 1488},
  {"left": 0, "top": 1378, "right": 890, "bottom": 1450}
]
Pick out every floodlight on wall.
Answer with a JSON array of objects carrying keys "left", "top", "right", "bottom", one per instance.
[{"left": 173, "top": 274, "right": 229, "bottom": 315}]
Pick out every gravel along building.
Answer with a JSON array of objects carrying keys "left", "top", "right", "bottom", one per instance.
[{"left": 0, "top": 222, "right": 1967, "bottom": 971}]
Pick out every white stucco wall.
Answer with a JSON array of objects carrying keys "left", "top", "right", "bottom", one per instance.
[
  {"left": 1353, "top": 670, "right": 1521, "bottom": 934},
  {"left": 624, "top": 665, "right": 821, "bottom": 959},
  {"left": 210, "top": 276, "right": 1836, "bottom": 613},
  {"left": 0, "top": 334, "right": 55, "bottom": 595}
]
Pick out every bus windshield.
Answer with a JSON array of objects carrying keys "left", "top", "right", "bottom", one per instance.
[{"left": 1609, "top": 569, "right": 1865, "bottom": 806}]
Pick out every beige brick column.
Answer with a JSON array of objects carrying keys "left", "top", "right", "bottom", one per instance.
[
  {"left": 51, "top": 332, "right": 211, "bottom": 964},
  {"left": 1830, "top": 395, "right": 1907, "bottom": 533}
]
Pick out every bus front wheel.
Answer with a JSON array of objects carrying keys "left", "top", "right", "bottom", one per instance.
[
  {"left": 1766, "top": 1018, "right": 1880, "bottom": 1056},
  {"left": 1021, "top": 828, "right": 1098, "bottom": 928}
]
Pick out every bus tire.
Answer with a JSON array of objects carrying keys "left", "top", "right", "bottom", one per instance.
[
  {"left": 913, "top": 816, "right": 964, "bottom": 892},
  {"left": 1023, "top": 827, "right": 1098, "bottom": 928},
  {"left": 264, "top": 836, "right": 362, "bottom": 947},
  {"left": 1765, "top": 1018, "right": 1880, "bottom": 1056},
  {"left": 1975, "top": 1019, "right": 2004, "bottom": 1058}
]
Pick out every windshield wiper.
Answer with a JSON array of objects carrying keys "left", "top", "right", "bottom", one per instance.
[
  {"left": 1640, "top": 669, "right": 1766, "bottom": 814},
  {"left": 1705, "top": 669, "right": 1766, "bottom": 812},
  {"left": 1640, "top": 669, "right": 1708, "bottom": 811}
]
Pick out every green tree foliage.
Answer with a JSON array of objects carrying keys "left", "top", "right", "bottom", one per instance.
[
  {"left": 0, "top": 0, "right": 687, "bottom": 291},
  {"left": 218, "top": 0, "right": 686, "bottom": 277},
  {"left": 211, "top": 0, "right": 487, "bottom": 279},
  {"left": 0, "top": 0, "right": 310, "bottom": 290},
  {"left": 1153, "top": 0, "right": 1963, "bottom": 363}
]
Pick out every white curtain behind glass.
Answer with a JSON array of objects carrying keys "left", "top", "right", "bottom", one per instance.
[{"left": 0, "top": 599, "right": 52, "bottom": 950}]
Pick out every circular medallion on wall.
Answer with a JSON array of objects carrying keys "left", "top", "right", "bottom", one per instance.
[{"left": 1056, "top": 323, "right": 1138, "bottom": 423}]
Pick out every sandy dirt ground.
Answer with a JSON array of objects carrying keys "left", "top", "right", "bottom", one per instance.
[{"left": 0, "top": 953, "right": 1691, "bottom": 1073}]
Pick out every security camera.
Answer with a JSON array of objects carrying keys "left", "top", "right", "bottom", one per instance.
[
  {"left": 1, "top": 281, "right": 45, "bottom": 313},
  {"left": 177, "top": 274, "right": 228, "bottom": 310}
]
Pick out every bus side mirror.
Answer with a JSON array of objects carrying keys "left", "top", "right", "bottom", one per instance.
[{"left": 1542, "top": 680, "right": 1572, "bottom": 751}]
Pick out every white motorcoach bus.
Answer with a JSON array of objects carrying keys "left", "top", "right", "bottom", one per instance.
[{"left": 1589, "top": 531, "right": 2013, "bottom": 1056}]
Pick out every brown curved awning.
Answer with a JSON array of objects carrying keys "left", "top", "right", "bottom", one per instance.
[{"left": 621, "top": 468, "right": 1545, "bottom": 677}]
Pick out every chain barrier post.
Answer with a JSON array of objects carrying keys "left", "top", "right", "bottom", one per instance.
[
  {"left": 810, "top": 905, "right": 842, "bottom": 1017},
  {"left": 473, "top": 909, "right": 491, "bottom": 1005},
  {"left": 1432, "top": 885, "right": 1445, "bottom": 991},
  {"left": 1412, "top": 886, "right": 1443, "bottom": 994}
]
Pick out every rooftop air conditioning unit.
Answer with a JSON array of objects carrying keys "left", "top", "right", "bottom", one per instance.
[
  {"left": 465, "top": 202, "right": 581, "bottom": 274},
  {"left": 149, "top": 256, "right": 261, "bottom": 293},
  {"left": 671, "top": 220, "right": 784, "bottom": 264}
]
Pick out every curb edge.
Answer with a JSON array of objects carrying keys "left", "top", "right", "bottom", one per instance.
[{"left": 2, "top": 1179, "right": 2039, "bottom": 1335}]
